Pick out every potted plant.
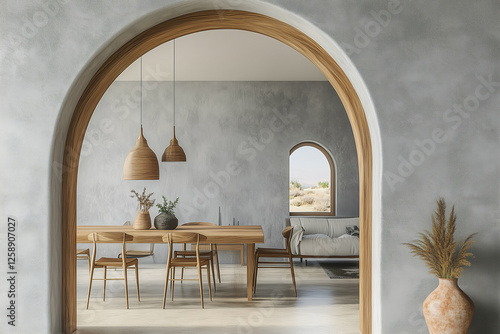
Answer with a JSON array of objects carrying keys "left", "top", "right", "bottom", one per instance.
[
  {"left": 404, "top": 198, "right": 476, "bottom": 334},
  {"left": 154, "top": 196, "right": 179, "bottom": 230},
  {"left": 130, "top": 188, "right": 155, "bottom": 230}
]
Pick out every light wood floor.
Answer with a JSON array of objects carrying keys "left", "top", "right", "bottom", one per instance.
[{"left": 76, "top": 260, "right": 360, "bottom": 334}]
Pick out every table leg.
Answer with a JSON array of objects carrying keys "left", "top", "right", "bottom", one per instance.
[
  {"left": 246, "top": 243, "right": 255, "bottom": 301},
  {"left": 240, "top": 244, "right": 244, "bottom": 266}
]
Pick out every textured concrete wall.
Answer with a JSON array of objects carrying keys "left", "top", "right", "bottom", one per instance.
[
  {"left": 309, "top": 1, "right": 500, "bottom": 333},
  {"left": 0, "top": 0, "right": 498, "bottom": 333},
  {"left": 77, "top": 81, "right": 359, "bottom": 263}
]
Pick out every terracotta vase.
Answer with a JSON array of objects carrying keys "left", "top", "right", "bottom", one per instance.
[
  {"left": 133, "top": 211, "right": 151, "bottom": 230},
  {"left": 423, "top": 278, "right": 474, "bottom": 334}
]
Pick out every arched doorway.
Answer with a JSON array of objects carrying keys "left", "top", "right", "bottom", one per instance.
[{"left": 61, "top": 10, "right": 374, "bottom": 333}]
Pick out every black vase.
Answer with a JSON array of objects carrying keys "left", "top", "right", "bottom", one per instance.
[{"left": 154, "top": 213, "right": 178, "bottom": 230}]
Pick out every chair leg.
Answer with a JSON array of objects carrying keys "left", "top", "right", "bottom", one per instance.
[
  {"left": 206, "top": 264, "right": 212, "bottom": 301},
  {"left": 135, "top": 264, "right": 140, "bottom": 301},
  {"left": 252, "top": 262, "right": 256, "bottom": 293},
  {"left": 86, "top": 264, "right": 95, "bottom": 309},
  {"left": 87, "top": 251, "right": 91, "bottom": 273},
  {"left": 252, "top": 256, "right": 256, "bottom": 293},
  {"left": 214, "top": 245, "right": 221, "bottom": 282},
  {"left": 171, "top": 267, "right": 176, "bottom": 301},
  {"left": 123, "top": 264, "right": 129, "bottom": 309},
  {"left": 180, "top": 254, "right": 185, "bottom": 283},
  {"left": 197, "top": 264, "right": 204, "bottom": 309},
  {"left": 240, "top": 245, "right": 244, "bottom": 267},
  {"left": 210, "top": 253, "right": 216, "bottom": 292},
  {"left": 253, "top": 255, "right": 259, "bottom": 294},
  {"left": 162, "top": 263, "right": 171, "bottom": 309},
  {"left": 289, "top": 255, "right": 297, "bottom": 297},
  {"left": 103, "top": 266, "right": 107, "bottom": 301}
]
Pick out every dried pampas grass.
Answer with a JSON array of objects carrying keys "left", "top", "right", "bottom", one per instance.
[{"left": 403, "top": 198, "right": 476, "bottom": 279}]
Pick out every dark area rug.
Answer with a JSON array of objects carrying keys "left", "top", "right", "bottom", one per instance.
[{"left": 316, "top": 261, "right": 359, "bottom": 279}]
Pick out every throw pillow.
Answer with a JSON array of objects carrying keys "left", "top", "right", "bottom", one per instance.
[{"left": 345, "top": 225, "right": 359, "bottom": 238}]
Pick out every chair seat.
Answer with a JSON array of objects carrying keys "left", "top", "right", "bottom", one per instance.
[
  {"left": 256, "top": 248, "right": 289, "bottom": 257},
  {"left": 175, "top": 250, "right": 213, "bottom": 257},
  {"left": 95, "top": 257, "right": 138, "bottom": 267},
  {"left": 170, "top": 257, "right": 210, "bottom": 267},
  {"left": 125, "top": 250, "right": 154, "bottom": 257},
  {"left": 175, "top": 248, "right": 219, "bottom": 291}
]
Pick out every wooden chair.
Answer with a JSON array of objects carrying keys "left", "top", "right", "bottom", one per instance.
[
  {"left": 253, "top": 226, "right": 297, "bottom": 297},
  {"left": 118, "top": 243, "right": 155, "bottom": 260},
  {"left": 77, "top": 248, "right": 91, "bottom": 272},
  {"left": 177, "top": 222, "right": 221, "bottom": 290},
  {"left": 162, "top": 232, "right": 212, "bottom": 309},
  {"left": 118, "top": 221, "right": 155, "bottom": 261},
  {"left": 86, "top": 232, "right": 140, "bottom": 309}
]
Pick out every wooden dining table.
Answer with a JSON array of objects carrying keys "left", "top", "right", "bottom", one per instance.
[{"left": 77, "top": 225, "right": 265, "bottom": 300}]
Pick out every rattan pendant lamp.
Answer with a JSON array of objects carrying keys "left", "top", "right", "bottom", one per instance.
[
  {"left": 123, "top": 57, "right": 160, "bottom": 180},
  {"left": 162, "top": 39, "right": 186, "bottom": 162}
]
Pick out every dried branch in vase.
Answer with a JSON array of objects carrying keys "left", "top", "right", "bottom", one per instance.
[{"left": 130, "top": 187, "right": 155, "bottom": 212}]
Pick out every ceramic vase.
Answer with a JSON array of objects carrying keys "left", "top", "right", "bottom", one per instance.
[
  {"left": 423, "top": 278, "right": 474, "bottom": 334},
  {"left": 154, "top": 212, "right": 178, "bottom": 230},
  {"left": 133, "top": 211, "right": 151, "bottom": 230}
]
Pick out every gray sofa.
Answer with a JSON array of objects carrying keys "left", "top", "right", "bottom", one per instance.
[{"left": 285, "top": 217, "right": 359, "bottom": 258}]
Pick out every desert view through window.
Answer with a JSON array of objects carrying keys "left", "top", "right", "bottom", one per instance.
[{"left": 289, "top": 143, "right": 333, "bottom": 214}]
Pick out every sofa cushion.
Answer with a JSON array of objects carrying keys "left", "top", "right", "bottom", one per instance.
[
  {"left": 289, "top": 217, "right": 359, "bottom": 238},
  {"left": 302, "top": 233, "right": 330, "bottom": 239},
  {"left": 298, "top": 234, "right": 359, "bottom": 256},
  {"left": 293, "top": 217, "right": 331, "bottom": 236}
]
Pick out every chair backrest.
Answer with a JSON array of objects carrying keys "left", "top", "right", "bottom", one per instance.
[
  {"left": 88, "top": 232, "right": 133, "bottom": 267},
  {"left": 181, "top": 222, "right": 216, "bottom": 248},
  {"left": 123, "top": 221, "right": 154, "bottom": 254},
  {"left": 282, "top": 226, "right": 294, "bottom": 239},
  {"left": 161, "top": 232, "right": 208, "bottom": 244},
  {"left": 282, "top": 226, "right": 294, "bottom": 253},
  {"left": 182, "top": 222, "right": 217, "bottom": 227},
  {"left": 88, "top": 232, "right": 134, "bottom": 243},
  {"left": 162, "top": 232, "right": 208, "bottom": 263}
]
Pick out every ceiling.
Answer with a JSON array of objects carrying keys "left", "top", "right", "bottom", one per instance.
[{"left": 115, "top": 30, "right": 326, "bottom": 82}]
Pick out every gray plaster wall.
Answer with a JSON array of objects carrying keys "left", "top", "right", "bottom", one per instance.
[
  {"left": 0, "top": 0, "right": 498, "bottom": 333},
  {"left": 77, "top": 81, "right": 358, "bottom": 263}
]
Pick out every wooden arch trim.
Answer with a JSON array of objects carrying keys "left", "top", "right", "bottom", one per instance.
[
  {"left": 61, "top": 10, "right": 372, "bottom": 334},
  {"left": 289, "top": 142, "right": 336, "bottom": 216}
]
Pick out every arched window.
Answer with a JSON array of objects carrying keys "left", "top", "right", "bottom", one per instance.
[{"left": 289, "top": 142, "right": 335, "bottom": 216}]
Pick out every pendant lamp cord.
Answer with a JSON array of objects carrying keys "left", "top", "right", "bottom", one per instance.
[
  {"left": 140, "top": 56, "right": 143, "bottom": 129},
  {"left": 173, "top": 39, "right": 176, "bottom": 128}
]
